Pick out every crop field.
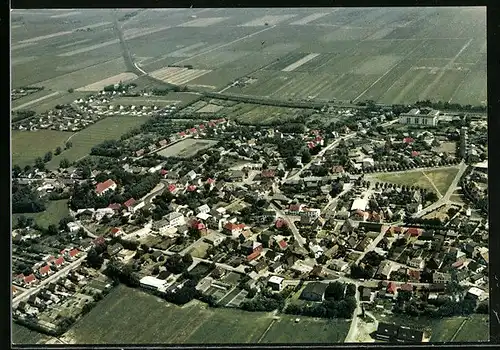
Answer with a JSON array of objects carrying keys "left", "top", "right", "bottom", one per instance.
[
  {"left": 226, "top": 104, "right": 303, "bottom": 125},
  {"left": 150, "top": 67, "right": 212, "bottom": 86},
  {"left": 62, "top": 285, "right": 275, "bottom": 344},
  {"left": 12, "top": 323, "right": 50, "bottom": 345},
  {"left": 12, "top": 199, "right": 69, "bottom": 229},
  {"left": 156, "top": 138, "right": 218, "bottom": 158},
  {"left": 76, "top": 72, "right": 138, "bottom": 92},
  {"left": 260, "top": 316, "right": 350, "bottom": 343},
  {"left": 12, "top": 90, "right": 61, "bottom": 111},
  {"left": 46, "top": 116, "right": 152, "bottom": 169},
  {"left": 452, "top": 314, "right": 489, "bottom": 342},
  {"left": 21, "top": 91, "right": 90, "bottom": 114},
  {"left": 12, "top": 130, "right": 71, "bottom": 167}
]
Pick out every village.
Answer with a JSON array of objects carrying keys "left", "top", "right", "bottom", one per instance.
[{"left": 11, "top": 94, "right": 489, "bottom": 342}]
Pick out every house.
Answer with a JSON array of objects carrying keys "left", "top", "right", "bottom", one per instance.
[
  {"left": 107, "top": 243, "right": 124, "bottom": 256},
  {"left": 52, "top": 256, "right": 65, "bottom": 268},
  {"left": 67, "top": 222, "right": 80, "bottom": 233},
  {"left": 361, "top": 287, "right": 373, "bottom": 302},
  {"left": 39, "top": 265, "right": 52, "bottom": 277},
  {"left": 241, "top": 240, "right": 263, "bottom": 255},
  {"left": 107, "top": 203, "right": 122, "bottom": 211},
  {"left": 376, "top": 260, "right": 393, "bottom": 280},
  {"left": 408, "top": 269, "right": 421, "bottom": 283},
  {"left": 152, "top": 219, "right": 172, "bottom": 234},
  {"left": 224, "top": 222, "right": 245, "bottom": 236},
  {"left": 110, "top": 227, "right": 124, "bottom": 237},
  {"left": 470, "top": 273, "right": 485, "bottom": 284},
  {"left": 355, "top": 236, "right": 373, "bottom": 251},
  {"left": 408, "top": 257, "right": 425, "bottom": 269},
  {"left": 375, "top": 323, "right": 424, "bottom": 342},
  {"left": 23, "top": 274, "right": 37, "bottom": 286},
  {"left": 300, "top": 282, "right": 328, "bottom": 302},
  {"left": 123, "top": 198, "right": 136, "bottom": 212},
  {"left": 433, "top": 272, "right": 451, "bottom": 284},
  {"left": 254, "top": 260, "right": 268, "bottom": 273},
  {"left": 238, "top": 230, "right": 252, "bottom": 243},
  {"left": 268, "top": 276, "right": 284, "bottom": 291},
  {"left": 196, "top": 204, "right": 211, "bottom": 215},
  {"left": 276, "top": 239, "right": 288, "bottom": 251},
  {"left": 386, "top": 281, "right": 398, "bottom": 294},
  {"left": 330, "top": 259, "right": 349, "bottom": 272},
  {"left": 95, "top": 179, "right": 117, "bottom": 196},
  {"left": 467, "top": 287, "right": 484, "bottom": 299},
  {"left": 399, "top": 108, "right": 439, "bottom": 127},
  {"left": 310, "top": 244, "right": 324, "bottom": 259},
  {"left": 204, "top": 232, "right": 226, "bottom": 247},
  {"left": 165, "top": 212, "right": 185, "bottom": 227}
]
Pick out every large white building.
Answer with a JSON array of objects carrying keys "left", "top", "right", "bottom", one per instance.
[{"left": 399, "top": 108, "right": 440, "bottom": 127}]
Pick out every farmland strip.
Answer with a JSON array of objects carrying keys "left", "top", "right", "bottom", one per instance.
[{"left": 282, "top": 53, "right": 320, "bottom": 72}]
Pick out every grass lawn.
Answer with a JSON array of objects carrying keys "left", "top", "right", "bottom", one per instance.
[
  {"left": 46, "top": 116, "right": 151, "bottom": 169},
  {"left": 422, "top": 167, "right": 459, "bottom": 195},
  {"left": 12, "top": 199, "right": 69, "bottom": 229},
  {"left": 260, "top": 315, "right": 350, "bottom": 343},
  {"left": 452, "top": 314, "right": 489, "bottom": 342},
  {"left": 12, "top": 323, "right": 50, "bottom": 345},
  {"left": 373, "top": 171, "right": 435, "bottom": 193},
  {"left": 12, "top": 130, "right": 72, "bottom": 168},
  {"left": 62, "top": 285, "right": 276, "bottom": 344}
]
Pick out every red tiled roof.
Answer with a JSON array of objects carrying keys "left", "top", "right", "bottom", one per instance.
[
  {"left": 96, "top": 179, "right": 116, "bottom": 194},
  {"left": 187, "top": 185, "right": 197, "bottom": 192},
  {"left": 54, "top": 257, "right": 65, "bottom": 266},
  {"left": 391, "top": 226, "right": 404, "bottom": 233},
  {"left": 107, "top": 203, "right": 121, "bottom": 210},
  {"left": 179, "top": 131, "right": 186, "bottom": 137},
  {"left": 261, "top": 170, "right": 275, "bottom": 178},
  {"left": 387, "top": 282, "right": 397, "bottom": 294},
  {"left": 69, "top": 249, "right": 80, "bottom": 257},
  {"left": 93, "top": 236, "right": 105, "bottom": 246},
  {"left": 452, "top": 260, "right": 464, "bottom": 268},
  {"left": 307, "top": 142, "right": 315, "bottom": 149},
  {"left": 190, "top": 128, "right": 197, "bottom": 133},
  {"left": 168, "top": 184, "right": 177, "bottom": 192},
  {"left": 224, "top": 222, "right": 245, "bottom": 231},
  {"left": 411, "top": 151, "right": 420, "bottom": 157},
  {"left": 275, "top": 218, "right": 286, "bottom": 229},
  {"left": 160, "top": 169, "right": 168, "bottom": 175},
  {"left": 314, "top": 136, "right": 323, "bottom": 142},
  {"left": 403, "top": 137, "right": 414, "bottom": 144},
  {"left": 206, "top": 178, "right": 215, "bottom": 184},
  {"left": 289, "top": 204, "right": 302, "bottom": 212},
  {"left": 400, "top": 283, "right": 413, "bottom": 292},
  {"left": 278, "top": 240, "right": 288, "bottom": 249},
  {"left": 123, "top": 198, "right": 136, "bottom": 208},
  {"left": 199, "top": 124, "right": 205, "bottom": 129},
  {"left": 408, "top": 269, "right": 420, "bottom": 281},
  {"left": 111, "top": 227, "right": 121, "bottom": 234},
  {"left": 407, "top": 227, "right": 421, "bottom": 236},
  {"left": 24, "top": 274, "right": 36, "bottom": 284},
  {"left": 208, "top": 121, "right": 216, "bottom": 127},
  {"left": 39, "top": 265, "right": 51, "bottom": 275},
  {"left": 247, "top": 251, "right": 260, "bottom": 261}
]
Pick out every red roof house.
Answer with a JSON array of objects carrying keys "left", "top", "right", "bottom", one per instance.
[
  {"left": 93, "top": 236, "right": 106, "bottom": 246},
  {"left": 289, "top": 204, "right": 303, "bottom": 212},
  {"left": 107, "top": 203, "right": 122, "bottom": 210},
  {"left": 247, "top": 250, "right": 261, "bottom": 261},
  {"left": 387, "top": 282, "right": 398, "bottom": 294},
  {"left": 190, "top": 128, "right": 197, "bottom": 134},
  {"left": 199, "top": 124, "right": 205, "bottom": 129},
  {"left": 39, "top": 265, "right": 52, "bottom": 276},
  {"left": 408, "top": 269, "right": 421, "bottom": 282},
  {"left": 206, "top": 178, "right": 215, "bottom": 184},
  {"left": 411, "top": 151, "right": 420, "bottom": 157},
  {"left": 179, "top": 131, "right": 186, "bottom": 137},
  {"left": 110, "top": 227, "right": 123, "bottom": 236},
  {"left": 208, "top": 121, "right": 216, "bottom": 127},
  {"left": 160, "top": 169, "right": 168, "bottom": 176},
  {"left": 167, "top": 184, "right": 177, "bottom": 193},
  {"left": 95, "top": 179, "right": 117, "bottom": 196},
  {"left": 400, "top": 283, "right": 413, "bottom": 292},
  {"left": 69, "top": 249, "right": 80, "bottom": 258},
  {"left": 158, "top": 139, "right": 168, "bottom": 147},
  {"left": 403, "top": 137, "right": 414, "bottom": 144},
  {"left": 136, "top": 149, "right": 145, "bottom": 157},
  {"left": 54, "top": 257, "right": 65, "bottom": 266},
  {"left": 275, "top": 218, "right": 286, "bottom": 229},
  {"left": 261, "top": 170, "right": 275, "bottom": 178},
  {"left": 224, "top": 222, "right": 245, "bottom": 235},
  {"left": 187, "top": 185, "right": 197, "bottom": 192},
  {"left": 123, "top": 198, "right": 136, "bottom": 209},
  {"left": 24, "top": 274, "right": 37, "bottom": 285},
  {"left": 277, "top": 239, "right": 288, "bottom": 250},
  {"left": 406, "top": 227, "right": 422, "bottom": 237}
]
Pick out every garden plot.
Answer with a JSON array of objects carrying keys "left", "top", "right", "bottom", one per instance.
[
  {"left": 150, "top": 67, "right": 212, "bottom": 86},
  {"left": 290, "top": 12, "right": 331, "bottom": 25},
  {"left": 265, "top": 53, "right": 309, "bottom": 71},
  {"left": 57, "top": 39, "right": 120, "bottom": 57},
  {"left": 196, "top": 104, "right": 224, "bottom": 113},
  {"left": 178, "top": 17, "right": 230, "bottom": 27},
  {"left": 240, "top": 14, "right": 296, "bottom": 27},
  {"left": 76, "top": 72, "right": 138, "bottom": 92},
  {"left": 355, "top": 55, "right": 402, "bottom": 75}
]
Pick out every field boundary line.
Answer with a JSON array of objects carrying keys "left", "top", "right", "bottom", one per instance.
[
  {"left": 352, "top": 40, "right": 427, "bottom": 103},
  {"left": 447, "top": 67, "right": 473, "bottom": 103},
  {"left": 422, "top": 171, "right": 443, "bottom": 198},
  {"left": 257, "top": 319, "right": 276, "bottom": 343},
  {"left": 450, "top": 317, "right": 468, "bottom": 342}
]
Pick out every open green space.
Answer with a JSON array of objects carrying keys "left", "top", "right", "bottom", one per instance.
[
  {"left": 260, "top": 315, "right": 350, "bottom": 343},
  {"left": 373, "top": 171, "right": 435, "bottom": 192},
  {"left": 62, "top": 285, "right": 275, "bottom": 344},
  {"left": 12, "top": 199, "right": 69, "bottom": 229},
  {"left": 12, "top": 130, "right": 71, "bottom": 168},
  {"left": 452, "top": 314, "right": 489, "bottom": 342},
  {"left": 423, "top": 167, "right": 459, "bottom": 195},
  {"left": 46, "top": 116, "right": 151, "bottom": 169}
]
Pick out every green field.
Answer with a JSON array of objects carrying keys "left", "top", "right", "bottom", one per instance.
[
  {"left": 12, "top": 199, "right": 69, "bottom": 229},
  {"left": 12, "top": 130, "right": 71, "bottom": 167},
  {"left": 423, "top": 167, "right": 459, "bottom": 195},
  {"left": 260, "top": 316, "right": 350, "bottom": 343},
  {"left": 374, "top": 313, "right": 488, "bottom": 342},
  {"left": 12, "top": 323, "right": 50, "bottom": 345},
  {"left": 46, "top": 116, "right": 151, "bottom": 169},
  {"left": 62, "top": 284, "right": 351, "bottom": 344},
  {"left": 373, "top": 171, "right": 435, "bottom": 192},
  {"left": 28, "top": 91, "right": 90, "bottom": 114}
]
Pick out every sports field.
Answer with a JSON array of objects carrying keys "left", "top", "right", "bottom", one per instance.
[{"left": 61, "top": 285, "right": 352, "bottom": 344}]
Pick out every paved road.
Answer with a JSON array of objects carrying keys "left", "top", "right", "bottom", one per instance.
[
  {"left": 12, "top": 255, "right": 87, "bottom": 308},
  {"left": 413, "top": 161, "right": 467, "bottom": 218},
  {"left": 269, "top": 203, "right": 306, "bottom": 249},
  {"left": 345, "top": 280, "right": 362, "bottom": 343}
]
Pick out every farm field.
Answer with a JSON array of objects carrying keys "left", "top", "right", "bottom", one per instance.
[
  {"left": 110, "top": 96, "right": 181, "bottom": 107},
  {"left": 156, "top": 138, "right": 218, "bottom": 158},
  {"left": 12, "top": 89, "right": 57, "bottom": 110},
  {"left": 374, "top": 313, "right": 488, "bottom": 342},
  {"left": 12, "top": 323, "right": 50, "bottom": 345},
  {"left": 259, "top": 316, "right": 350, "bottom": 343},
  {"left": 12, "top": 130, "right": 71, "bottom": 167},
  {"left": 229, "top": 104, "right": 303, "bottom": 125},
  {"left": 61, "top": 285, "right": 274, "bottom": 344},
  {"left": 76, "top": 72, "right": 138, "bottom": 92},
  {"left": 12, "top": 199, "right": 69, "bottom": 229},
  {"left": 46, "top": 116, "right": 152, "bottom": 169},
  {"left": 23, "top": 91, "right": 90, "bottom": 114}
]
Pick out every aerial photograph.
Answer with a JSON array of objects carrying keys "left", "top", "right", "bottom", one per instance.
[{"left": 11, "top": 7, "right": 488, "bottom": 345}]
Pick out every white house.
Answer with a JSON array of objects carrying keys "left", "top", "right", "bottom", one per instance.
[
  {"left": 399, "top": 108, "right": 439, "bottom": 127},
  {"left": 204, "top": 232, "right": 226, "bottom": 247},
  {"left": 196, "top": 204, "right": 211, "bottom": 215},
  {"left": 267, "top": 276, "right": 284, "bottom": 291},
  {"left": 165, "top": 212, "right": 185, "bottom": 227},
  {"left": 66, "top": 222, "right": 80, "bottom": 233}
]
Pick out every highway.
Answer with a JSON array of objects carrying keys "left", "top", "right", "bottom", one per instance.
[{"left": 12, "top": 255, "right": 87, "bottom": 308}]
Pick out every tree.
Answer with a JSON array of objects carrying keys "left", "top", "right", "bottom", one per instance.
[
  {"left": 325, "top": 282, "right": 346, "bottom": 301},
  {"left": 301, "top": 150, "right": 312, "bottom": 164},
  {"left": 65, "top": 141, "right": 73, "bottom": 149},
  {"left": 35, "top": 157, "right": 45, "bottom": 170},
  {"left": 46, "top": 224, "right": 58, "bottom": 235},
  {"left": 87, "top": 248, "right": 104, "bottom": 269},
  {"left": 16, "top": 215, "right": 28, "bottom": 229},
  {"left": 182, "top": 254, "right": 193, "bottom": 266},
  {"left": 68, "top": 88, "right": 74, "bottom": 93},
  {"left": 59, "top": 158, "right": 71, "bottom": 169},
  {"left": 12, "top": 164, "right": 22, "bottom": 177},
  {"left": 54, "top": 147, "right": 62, "bottom": 155},
  {"left": 44, "top": 151, "right": 53, "bottom": 163}
]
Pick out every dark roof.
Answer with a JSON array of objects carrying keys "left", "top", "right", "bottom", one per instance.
[
  {"left": 377, "top": 323, "right": 399, "bottom": 337},
  {"left": 301, "top": 282, "right": 328, "bottom": 298},
  {"left": 397, "top": 326, "right": 424, "bottom": 342},
  {"left": 157, "top": 270, "right": 172, "bottom": 280}
]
